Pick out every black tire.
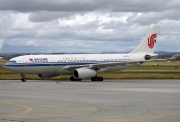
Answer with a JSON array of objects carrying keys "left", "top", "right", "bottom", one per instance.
[
  {"left": 91, "top": 77, "right": 103, "bottom": 81},
  {"left": 21, "top": 78, "right": 26, "bottom": 82},
  {"left": 91, "top": 77, "right": 95, "bottom": 81},
  {"left": 70, "top": 76, "right": 75, "bottom": 81},
  {"left": 78, "top": 79, "right": 82, "bottom": 81},
  {"left": 70, "top": 76, "right": 82, "bottom": 81},
  {"left": 99, "top": 77, "right": 103, "bottom": 81}
]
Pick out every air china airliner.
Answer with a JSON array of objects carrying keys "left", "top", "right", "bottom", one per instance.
[{"left": 4, "top": 26, "right": 159, "bottom": 82}]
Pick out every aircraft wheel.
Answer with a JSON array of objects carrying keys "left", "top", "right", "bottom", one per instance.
[
  {"left": 91, "top": 76, "right": 103, "bottom": 81},
  {"left": 21, "top": 78, "right": 26, "bottom": 82},
  {"left": 21, "top": 74, "right": 26, "bottom": 82},
  {"left": 99, "top": 77, "right": 103, "bottom": 81},
  {"left": 70, "top": 76, "right": 74, "bottom": 81},
  {"left": 70, "top": 76, "right": 82, "bottom": 81}
]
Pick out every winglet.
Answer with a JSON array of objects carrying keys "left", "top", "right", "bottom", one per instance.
[{"left": 130, "top": 26, "right": 160, "bottom": 54}]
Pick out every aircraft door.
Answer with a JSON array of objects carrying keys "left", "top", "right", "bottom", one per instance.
[{"left": 22, "top": 57, "right": 29, "bottom": 66}]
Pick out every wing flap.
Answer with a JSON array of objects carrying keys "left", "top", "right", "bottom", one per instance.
[{"left": 61, "top": 61, "right": 140, "bottom": 71}]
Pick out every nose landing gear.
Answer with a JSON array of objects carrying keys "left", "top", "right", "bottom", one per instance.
[{"left": 21, "top": 74, "right": 26, "bottom": 82}]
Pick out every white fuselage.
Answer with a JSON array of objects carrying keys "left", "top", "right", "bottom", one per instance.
[{"left": 4, "top": 53, "right": 147, "bottom": 75}]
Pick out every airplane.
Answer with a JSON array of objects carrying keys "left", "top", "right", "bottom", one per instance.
[
  {"left": 3, "top": 26, "right": 160, "bottom": 82},
  {"left": 0, "top": 40, "right": 4, "bottom": 60},
  {"left": 153, "top": 54, "right": 180, "bottom": 62},
  {"left": 167, "top": 54, "right": 180, "bottom": 61}
]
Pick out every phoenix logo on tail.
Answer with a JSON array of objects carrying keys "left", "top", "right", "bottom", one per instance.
[{"left": 148, "top": 34, "right": 157, "bottom": 49}]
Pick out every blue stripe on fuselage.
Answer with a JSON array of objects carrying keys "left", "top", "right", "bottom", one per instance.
[
  {"left": 4, "top": 60, "right": 131, "bottom": 67},
  {"left": 4, "top": 62, "right": 99, "bottom": 67}
]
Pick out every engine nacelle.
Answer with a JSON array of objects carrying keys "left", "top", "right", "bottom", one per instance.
[
  {"left": 38, "top": 74, "right": 59, "bottom": 78},
  {"left": 73, "top": 68, "right": 97, "bottom": 79}
]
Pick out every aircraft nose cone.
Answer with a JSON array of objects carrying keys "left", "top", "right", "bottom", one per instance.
[
  {"left": 3, "top": 62, "right": 9, "bottom": 68},
  {"left": 3, "top": 62, "right": 7, "bottom": 66},
  {"left": 3, "top": 62, "right": 14, "bottom": 70}
]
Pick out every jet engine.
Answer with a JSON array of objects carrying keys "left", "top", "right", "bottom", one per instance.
[
  {"left": 73, "top": 68, "right": 97, "bottom": 79},
  {"left": 38, "top": 74, "right": 59, "bottom": 78}
]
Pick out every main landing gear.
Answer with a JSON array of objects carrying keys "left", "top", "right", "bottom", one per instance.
[
  {"left": 70, "top": 76, "right": 82, "bottom": 81},
  {"left": 69, "top": 76, "right": 103, "bottom": 81},
  {"left": 91, "top": 76, "right": 103, "bottom": 81},
  {"left": 21, "top": 74, "right": 26, "bottom": 82}
]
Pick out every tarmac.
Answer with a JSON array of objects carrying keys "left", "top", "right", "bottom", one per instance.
[{"left": 0, "top": 80, "right": 180, "bottom": 122}]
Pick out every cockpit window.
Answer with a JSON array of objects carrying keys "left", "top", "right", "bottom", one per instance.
[{"left": 8, "top": 60, "right": 17, "bottom": 63}]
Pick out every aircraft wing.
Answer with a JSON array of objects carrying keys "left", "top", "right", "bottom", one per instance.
[
  {"left": 90, "top": 61, "right": 139, "bottom": 69},
  {"left": 61, "top": 61, "right": 140, "bottom": 71}
]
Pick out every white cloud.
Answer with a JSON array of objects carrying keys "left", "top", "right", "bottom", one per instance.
[
  {"left": 12, "top": 13, "right": 36, "bottom": 30},
  {"left": 0, "top": 0, "right": 180, "bottom": 53}
]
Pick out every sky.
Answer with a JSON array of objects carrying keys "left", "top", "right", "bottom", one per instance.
[{"left": 0, "top": 0, "right": 180, "bottom": 53}]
